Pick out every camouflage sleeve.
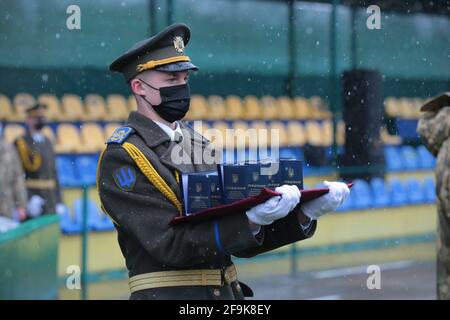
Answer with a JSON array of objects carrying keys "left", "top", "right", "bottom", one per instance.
[
  {"left": 98, "top": 146, "right": 263, "bottom": 268},
  {"left": 417, "top": 107, "right": 450, "bottom": 156},
  {"left": 10, "top": 145, "right": 28, "bottom": 209}
]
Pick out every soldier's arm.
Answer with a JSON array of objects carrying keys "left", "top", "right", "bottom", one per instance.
[
  {"left": 233, "top": 207, "right": 317, "bottom": 258},
  {"left": 98, "top": 146, "right": 263, "bottom": 268}
]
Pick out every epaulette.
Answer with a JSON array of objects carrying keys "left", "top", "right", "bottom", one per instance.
[{"left": 106, "top": 127, "right": 135, "bottom": 144}]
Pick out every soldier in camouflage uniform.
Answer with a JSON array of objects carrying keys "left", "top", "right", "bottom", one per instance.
[
  {"left": 417, "top": 92, "right": 450, "bottom": 300},
  {"left": 0, "top": 121, "right": 27, "bottom": 221}
]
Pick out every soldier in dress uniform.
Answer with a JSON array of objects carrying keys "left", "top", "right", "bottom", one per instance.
[
  {"left": 417, "top": 93, "right": 450, "bottom": 300},
  {"left": 14, "top": 104, "right": 64, "bottom": 218},
  {"left": 98, "top": 23, "right": 350, "bottom": 300}
]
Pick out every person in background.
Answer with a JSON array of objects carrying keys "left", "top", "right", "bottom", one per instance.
[
  {"left": 417, "top": 92, "right": 450, "bottom": 300},
  {"left": 0, "top": 119, "right": 27, "bottom": 222},
  {"left": 14, "top": 103, "right": 65, "bottom": 219}
]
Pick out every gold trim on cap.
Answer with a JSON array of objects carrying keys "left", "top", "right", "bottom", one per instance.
[{"left": 136, "top": 56, "right": 191, "bottom": 72}]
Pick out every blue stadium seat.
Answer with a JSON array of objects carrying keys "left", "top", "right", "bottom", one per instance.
[
  {"left": 75, "top": 155, "right": 98, "bottom": 186},
  {"left": 423, "top": 177, "right": 436, "bottom": 204},
  {"left": 400, "top": 146, "right": 419, "bottom": 171},
  {"left": 56, "top": 155, "right": 78, "bottom": 187},
  {"left": 406, "top": 178, "right": 424, "bottom": 204},
  {"left": 417, "top": 145, "right": 436, "bottom": 169},
  {"left": 73, "top": 198, "right": 108, "bottom": 231},
  {"left": 351, "top": 179, "right": 372, "bottom": 210},
  {"left": 388, "top": 178, "right": 408, "bottom": 206},
  {"left": 370, "top": 178, "right": 390, "bottom": 208},
  {"left": 280, "top": 147, "right": 303, "bottom": 161},
  {"left": 397, "top": 119, "right": 419, "bottom": 140},
  {"left": 384, "top": 146, "right": 402, "bottom": 172}
]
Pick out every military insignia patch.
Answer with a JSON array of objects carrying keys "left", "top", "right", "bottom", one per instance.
[
  {"left": 173, "top": 36, "right": 185, "bottom": 53},
  {"left": 107, "top": 127, "right": 134, "bottom": 144},
  {"left": 113, "top": 166, "right": 137, "bottom": 191}
]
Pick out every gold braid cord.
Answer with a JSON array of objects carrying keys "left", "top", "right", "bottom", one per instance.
[
  {"left": 16, "top": 138, "right": 42, "bottom": 172},
  {"left": 122, "top": 142, "right": 183, "bottom": 214}
]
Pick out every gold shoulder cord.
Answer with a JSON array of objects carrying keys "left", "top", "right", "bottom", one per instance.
[
  {"left": 96, "top": 148, "right": 120, "bottom": 226},
  {"left": 16, "top": 138, "right": 42, "bottom": 172},
  {"left": 122, "top": 142, "right": 183, "bottom": 214}
]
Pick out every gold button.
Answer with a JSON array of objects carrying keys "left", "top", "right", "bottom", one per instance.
[
  {"left": 235, "top": 283, "right": 242, "bottom": 293},
  {"left": 213, "top": 288, "right": 221, "bottom": 297}
]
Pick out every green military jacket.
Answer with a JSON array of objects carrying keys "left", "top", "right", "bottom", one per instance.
[{"left": 97, "top": 111, "right": 316, "bottom": 300}]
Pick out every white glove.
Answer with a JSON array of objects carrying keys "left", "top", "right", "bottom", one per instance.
[
  {"left": 56, "top": 203, "right": 66, "bottom": 216},
  {"left": 27, "top": 195, "right": 46, "bottom": 218},
  {"left": 301, "top": 181, "right": 350, "bottom": 220},
  {"left": 246, "top": 184, "right": 300, "bottom": 225}
]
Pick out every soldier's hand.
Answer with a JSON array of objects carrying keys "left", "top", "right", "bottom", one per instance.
[
  {"left": 301, "top": 181, "right": 350, "bottom": 220},
  {"left": 246, "top": 185, "right": 300, "bottom": 225},
  {"left": 27, "top": 195, "right": 45, "bottom": 218}
]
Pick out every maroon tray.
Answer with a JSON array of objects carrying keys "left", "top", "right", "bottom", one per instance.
[{"left": 169, "top": 183, "right": 353, "bottom": 226}]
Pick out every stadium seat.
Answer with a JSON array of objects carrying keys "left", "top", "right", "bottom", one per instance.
[
  {"left": 0, "top": 94, "right": 17, "bottom": 121},
  {"left": 186, "top": 95, "right": 208, "bottom": 120},
  {"left": 232, "top": 121, "right": 250, "bottom": 148},
  {"left": 3, "top": 124, "right": 25, "bottom": 144},
  {"left": 225, "top": 95, "right": 244, "bottom": 120},
  {"left": 79, "top": 123, "right": 105, "bottom": 153},
  {"left": 208, "top": 95, "right": 226, "bottom": 120},
  {"left": 292, "top": 97, "right": 312, "bottom": 119},
  {"left": 286, "top": 121, "right": 306, "bottom": 147},
  {"left": 243, "top": 96, "right": 262, "bottom": 120},
  {"left": 38, "top": 93, "right": 61, "bottom": 121},
  {"left": 423, "top": 177, "right": 436, "bottom": 204},
  {"left": 106, "top": 94, "right": 129, "bottom": 121},
  {"left": 384, "top": 97, "right": 400, "bottom": 118},
  {"left": 56, "top": 155, "right": 78, "bottom": 187},
  {"left": 85, "top": 94, "right": 107, "bottom": 121},
  {"left": 72, "top": 198, "right": 111, "bottom": 232},
  {"left": 351, "top": 179, "right": 372, "bottom": 209},
  {"left": 42, "top": 125, "right": 56, "bottom": 143},
  {"left": 75, "top": 154, "right": 98, "bottom": 186},
  {"left": 279, "top": 147, "right": 303, "bottom": 161},
  {"left": 321, "top": 121, "right": 333, "bottom": 147},
  {"left": 128, "top": 95, "right": 137, "bottom": 112},
  {"left": 397, "top": 119, "right": 419, "bottom": 140},
  {"left": 104, "top": 123, "right": 121, "bottom": 140},
  {"left": 55, "top": 123, "right": 82, "bottom": 153},
  {"left": 211, "top": 121, "right": 232, "bottom": 149},
  {"left": 59, "top": 204, "right": 81, "bottom": 234},
  {"left": 260, "top": 96, "right": 278, "bottom": 120},
  {"left": 406, "top": 178, "right": 424, "bottom": 204},
  {"left": 305, "top": 121, "right": 323, "bottom": 147},
  {"left": 61, "top": 94, "right": 86, "bottom": 121},
  {"left": 388, "top": 178, "right": 408, "bottom": 206},
  {"left": 268, "top": 121, "right": 288, "bottom": 147},
  {"left": 400, "top": 145, "right": 419, "bottom": 170},
  {"left": 277, "top": 96, "right": 294, "bottom": 120},
  {"left": 309, "top": 96, "right": 330, "bottom": 120},
  {"left": 417, "top": 145, "right": 436, "bottom": 169},
  {"left": 250, "top": 120, "right": 269, "bottom": 149},
  {"left": 370, "top": 178, "right": 390, "bottom": 208},
  {"left": 384, "top": 146, "right": 403, "bottom": 171},
  {"left": 14, "top": 93, "right": 36, "bottom": 121}
]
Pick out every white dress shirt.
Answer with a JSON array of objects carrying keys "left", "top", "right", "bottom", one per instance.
[{"left": 152, "top": 120, "right": 184, "bottom": 142}]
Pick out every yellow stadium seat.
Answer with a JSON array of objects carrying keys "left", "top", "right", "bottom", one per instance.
[
  {"left": 210, "top": 121, "right": 231, "bottom": 149},
  {"left": 384, "top": 97, "right": 399, "bottom": 118},
  {"left": 106, "top": 95, "right": 129, "bottom": 121},
  {"left": 61, "top": 94, "right": 86, "bottom": 121},
  {"left": 321, "top": 121, "right": 333, "bottom": 147},
  {"left": 4, "top": 124, "right": 25, "bottom": 144},
  {"left": 309, "top": 96, "right": 327, "bottom": 120},
  {"left": 38, "top": 94, "right": 61, "bottom": 121},
  {"left": 260, "top": 96, "right": 278, "bottom": 120},
  {"left": 337, "top": 120, "right": 345, "bottom": 146},
  {"left": 14, "top": 93, "right": 36, "bottom": 121},
  {"left": 399, "top": 97, "right": 421, "bottom": 119},
  {"left": 305, "top": 121, "right": 323, "bottom": 146},
  {"left": 277, "top": 97, "right": 294, "bottom": 120},
  {"left": 292, "top": 97, "right": 312, "bottom": 119},
  {"left": 128, "top": 96, "right": 137, "bottom": 112},
  {"left": 42, "top": 126, "right": 56, "bottom": 143},
  {"left": 104, "top": 123, "right": 122, "bottom": 140},
  {"left": 249, "top": 120, "right": 270, "bottom": 148},
  {"left": 207, "top": 96, "right": 226, "bottom": 121},
  {"left": 186, "top": 95, "right": 208, "bottom": 120},
  {"left": 80, "top": 123, "right": 105, "bottom": 153},
  {"left": 286, "top": 121, "right": 306, "bottom": 147},
  {"left": 232, "top": 121, "right": 249, "bottom": 148},
  {"left": 55, "top": 123, "right": 82, "bottom": 153},
  {"left": 85, "top": 94, "right": 107, "bottom": 121},
  {"left": 268, "top": 121, "right": 289, "bottom": 147},
  {"left": 225, "top": 95, "right": 244, "bottom": 120},
  {"left": 0, "top": 94, "right": 16, "bottom": 121},
  {"left": 243, "top": 96, "right": 262, "bottom": 120}
]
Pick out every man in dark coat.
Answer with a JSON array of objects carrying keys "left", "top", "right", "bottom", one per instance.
[{"left": 98, "top": 23, "right": 350, "bottom": 300}]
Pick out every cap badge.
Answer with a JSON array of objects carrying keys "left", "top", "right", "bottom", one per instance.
[{"left": 173, "top": 36, "right": 185, "bottom": 53}]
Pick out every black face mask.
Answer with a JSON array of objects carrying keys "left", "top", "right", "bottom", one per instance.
[
  {"left": 138, "top": 79, "right": 191, "bottom": 123},
  {"left": 35, "top": 117, "right": 46, "bottom": 130}
]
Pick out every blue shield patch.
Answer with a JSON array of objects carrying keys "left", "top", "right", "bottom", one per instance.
[{"left": 113, "top": 166, "right": 136, "bottom": 191}]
